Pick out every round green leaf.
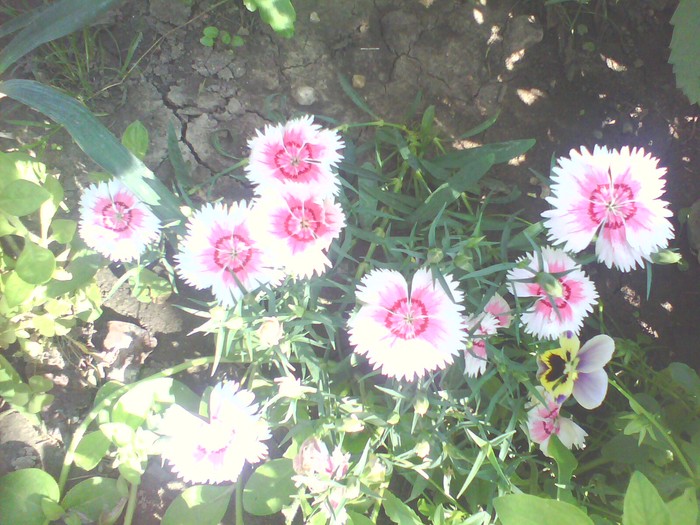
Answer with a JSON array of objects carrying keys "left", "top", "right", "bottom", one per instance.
[
  {"left": 9, "top": 383, "right": 31, "bottom": 406},
  {"left": 3, "top": 271, "right": 34, "bottom": 308},
  {"left": 50, "top": 219, "right": 77, "bottom": 244},
  {"left": 162, "top": 484, "right": 234, "bottom": 525},
  {"left": 0, "top": 468, "right": 60, "bottom": 525},
  {"left": 121, "top": 120, "right": 149, "bottom": 161},
  {"left": 203, "top": 26, "right": 219, "bottom": 38},
  {"left": 41, "top": 497, "right": 64, "bottom": 520},
  {"left": 28, "top": 375, "right": 54, "bottom": 393},
  {"left": 61, "top": 477, "right": 124, "bottom": 522},
  {"left": 0, "top": 179, "right": 51, "bottom": 216},
  {"left": 243, "top": 458, "right": 296, "bottom": 516},
  {"left": 15, "top": 241, "right": 56, "bottom": 284},
  {"left": 73, "top": 430, "right": 112, "bottom": 471},
  {"left": 494, "top": 494, "right": 594, "bottom": 525},
  {"left": 26, "top": 393, "right": 54, "bottom": 414}
]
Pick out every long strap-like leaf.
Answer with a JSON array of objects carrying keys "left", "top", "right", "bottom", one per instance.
[
  {"left": 0, "top": 79, "right": 184, "bottom": 230},
  {"left": 0, "top": 0, "right": 124, "bottom": 74}
]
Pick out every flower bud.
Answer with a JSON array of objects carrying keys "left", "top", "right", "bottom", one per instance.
[
  {"left": 454, "top": 253, "right": 473, "bottom": 271},
  {"left": 340, "top": 415, "right": 365, "bottom": 433},
  {"left": 257, "top": 317, "right": 284, "bottom": 348},
  {"left": 536, "top": 272, "right": 564, "bottom": 298},
  {"left": 427, "top": 248, "right": 444, "bottom": 265},
  {"left": 414, "top": 440, "right": 430, "bottom": 459},
  {"left": 650, "top": 249, "right": 682, "bottom": 265},
  {"left": 413, "top": 393, "right": 429, "bottom": 416}
]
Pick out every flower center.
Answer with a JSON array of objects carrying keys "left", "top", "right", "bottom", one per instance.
[
  {"left": 536, "top": 281, "right": 571, "bottom": 310},
  {"left": 213, "top": 234, "right": 252, "bottom": 272},
  {"left": 385, "top": 298, "right": 429, "bottom": 339},
  {"left": 284, "top": 205, "right": 321, "bottom": 243},
  {"left": 101, "top": 201, "right": 132, "bottom": 232},
  {"left": 275, "top": 141, "right": 314, "bottom": 180},
  {"left": 588, "top": 180, "right": 637, "bottom": 230}
]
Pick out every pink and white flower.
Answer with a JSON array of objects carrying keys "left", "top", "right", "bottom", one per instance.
[
  {"left": 246, "top": 115, "right": 344, "bottom": 197},
  {"left": 293, "top": 437, "right": 350, "bottom": 494},
  {"left": 542, "top": 146, "right": 674, "bottom": 272},
  {"left": 464, "top": 293, "right": 512, "bottom": 377},
  {"left": 156, "top": 381, "right": 271, "bottom": 484},
  {"left": 506, "top": 247, "right": 598, "bottom": 340},
  {"left": 526, "top": 387, "right": 587, "bottom": 456},
  {"left": 78, "top": 180, "right": 161, "bottom": 262},
  {"left": 347, "top": 268, "right": 467, "bottom": 381},
  {"left": 254, "top": 187, "right": 345, "bottom": 278},
  {"left": 175, "top": 202, "right": 282, "bottom": 308}
]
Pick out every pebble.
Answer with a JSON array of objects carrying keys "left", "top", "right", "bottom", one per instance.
[
  {"left": 352, "top": 74, "right": 366, "bottom": 89},
  {"left": 292, "top": 85, "right": 317, "bottom": 106},
  {"left": 310, "top": 11, "right": 320, "bottom": 23}
]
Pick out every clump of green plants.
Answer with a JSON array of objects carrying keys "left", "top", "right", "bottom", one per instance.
[{"left": 199, "top": 25, "right": 245, "bottom": 49}]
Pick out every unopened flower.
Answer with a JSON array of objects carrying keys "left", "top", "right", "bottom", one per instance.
[
  {"left": 156, "top": 382, "right": 270, "bottom": 484},
  {"left": 257, "top": 317, "right": 284, "bottom": 348},
  {"left": 274, "top": 376, "right": 316, "bottom": 400},
  {"left": 484, "top": 292, "right": 512, "bottom": 329},
  {"left": 414, "top": 440, "right": 431, "bottom": 459},
  {"left": 537, "top": 331, "right": 615, "bottom": 409},
  {"left": 175, "top": 202, "right": 282, "bottom": 308},
  {"left": 526, "top": 387, "right": 587, "bottom": 456},
  {"left": 246, "top": 115, "right": 344, "bottom": 197},
  {"left": 254, "top": 187, "right": 345, "bottom": 278},
  {"left": 347, "top": 268, "right": 467, "bottom": 381},
  {"left": 340, "top": 415, "right": 365, "bottom": 433},
  {"left": 506, "top": 247, "right": 598, "bottom": 340},
  {"left": 79, "top": 180, "right": 160, "bottom": 262},
  {"left": 542, "top": 146, "right": 674, "bottom": 272}
]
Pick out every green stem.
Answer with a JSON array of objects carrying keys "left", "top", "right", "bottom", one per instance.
[
  {"left": 235, "top": 479, "right": 244, "bottom": 525},
  {"left": 58, "top": 356, "right": 216, "bottom": 493},
  {"left": 123, "top": 478, "right": 140, "bottom": 525},
  {"left": 609, "top": 376, "right": 696, "bottom": 480}
]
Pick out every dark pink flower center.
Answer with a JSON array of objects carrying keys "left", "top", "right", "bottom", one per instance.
[
  {"left": 385, "top": 298, "right": 429, "bottom": 339},
  {"left": 588, "top": 181, "right": 637, "bottom": 230},
  {"left": 101, "top": 201, "right": 132, "bottom": 232},
  {"left": 285, "top": 205, "right": 321, "bottom": 243},
  {"left": 214, "top": 234, "right": 252, "bottom": 272},
  {"left": 275, "top": 141, "right": 315, "bottom": 180}
]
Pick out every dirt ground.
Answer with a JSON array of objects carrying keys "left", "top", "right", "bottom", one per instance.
[{"left": 1, "top": 0, "right": 699, "bottom": 522}]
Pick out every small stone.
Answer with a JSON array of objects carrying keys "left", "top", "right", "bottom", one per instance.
[
  {"left": 592, "top": 130, "right": 604, "bottom": 139},
  {"left": 309, "top": 11, "right": 320, "bottom": 23},
  {"left": 292, "top": 85, "right": 317, "bottom": 106},
  {"left": 352, "top": 74, "right": 366, "bottom": 89},
  {"left": 225, "top": 98, "right": 243, "bottom": 116},
  {"left": 633, "top": 58, "right": 644, "bottom": 68}
]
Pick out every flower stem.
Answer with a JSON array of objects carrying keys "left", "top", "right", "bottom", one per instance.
[
  {"left": 123, "top": 478, "right": 140, "bottom": 525},
  {"left": 58, "top": 356, "right": 216, "bottom": 494},
  {"left": 609, "top": 376, "right": 696, "bottom": 480},
  {"left": 235, "top": 479, "right": 244, "bottom": 525}
]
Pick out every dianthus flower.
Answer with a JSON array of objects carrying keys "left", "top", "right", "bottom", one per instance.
[
  {"left": 347, "top": 268, "right": 467, "bottom": 381},
  {"left": 526, "top": 387, "right": 587, "bottom": 456},
  {"left": 293, "top": 437, "right": 350, "bottom": 494},
  {"left": 246, "top": 115, "right": 344, "bottom": 197},
  {"left": 175, "top": 202, "right": 282, "bottom": 308},
  {"left": 537, "top": 331, "right": 615, "bottom": 409},
  {"left": 254, "top": 186, "right": 345, "bottom": 278},
  {"left": 78, "top": 179, "right": 161, "bottom": 262},
  {"left": 464, "top": 293, "right": 512, "bottom": 377},
  {"left": 507, "top": 247, "right": 598, "bottom": 340},
  {"left": 542, "top": 146, "right": 674, "bottom": 272},
  {"left": 156, "top": 382, "right": 270, "bottom": 484}
]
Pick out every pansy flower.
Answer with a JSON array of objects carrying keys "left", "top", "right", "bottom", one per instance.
[
  {"left": 526, "top": 387, "right": 587, "bottom": 456},
  {"left": 254, "top": 187, "right": 345, "bottom": 278},
  {"left": 347, "top": 268, "right": 467, "bottom": 381},
  {"left": 507, "top": 247, "right": 598, "bottom": 340},
  {"left": 542, "top": 146, "right": 674, "bottom": 272},
  {"left": 156, "top": 381, "right": 271, "bottom": 484},
  {"left": 537, "top": 331, "right": 615, "bottom": 409},
  {"left": 78, "top": 179, "right": 161, "bottom": 262},
  {"left": 175, "top": 202, "right": 282, "bottom": 308},
  {"left": 246, "top": 115, "right": 344, "bottom": 197}
]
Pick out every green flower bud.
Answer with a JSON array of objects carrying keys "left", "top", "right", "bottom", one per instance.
[{"left": 536, "top": 272, "right": 564, "bottom": 298}]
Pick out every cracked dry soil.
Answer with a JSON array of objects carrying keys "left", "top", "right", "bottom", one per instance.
[{"left": 1, "top": 0, "right": 700, "bottom": 523}]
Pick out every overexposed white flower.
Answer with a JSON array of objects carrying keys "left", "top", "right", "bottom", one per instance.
[
  {"left": 246, "top": 115, "right": 344, "bottom": 197},
  {"left": 175, "top": 202, "right": 282, "bottom": 308},
  {"left": 254, "top": 186, "right": 345, "bottom": 278},
  {"left": 506, "top": 247, "right": 598, "bottom": 340},
  {"left": 156, "top": 381, "right": 270, "bottom": 484},
  {"left": 348, "top": 268, "right": 467, "bottom": 381},
  {"left": 293, "top": 437, "right": 350, "bottom": 493},
  {"left": 79, "top": 179, "right": 161, "bottom": 262},
  {"left": 526, "top": 387, "right": 587, "bottom": 456},
  {"left": 542, "top": 146, "right": 674, "bottom": 272}
]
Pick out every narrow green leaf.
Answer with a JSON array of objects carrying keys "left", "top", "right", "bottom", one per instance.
[
  {"left": 494, "top": 494, "right": 594, "bottom": 525},
  {"left": 61, "top": 477, "right": 124, "bottom": 523},
  {"left": 162, "top": 484, "right": 234, "bottom": 525},
  {"left": 0, "top": 179, "right": 51, "bottom": 216},
  {"left": 167, "top": 121, "right": 193, "bottom": 188},
  {"left": 338, "top": 74, "right": 379, "bottom": 119},
  {"left": 548, "top": 434, "right": 578, "bottom": 503},
  {"left": 15, "top": 241, "right": 56, "bottom": 284},
  {"left": 243, "top": 458, "right": 296, "bottom": 515},
  {"left": 383, "top": 492, "right": 423, "bottom": 525},
  {"left": 669, "top": 0, "right": 700, "bottom": 104},
  {"left": 622, "top": 472, "right": 671, "bottom": 525},
  {"left": 244, "top": 0, "right": 296, "bottom": 37},
  {"left": 0, "top": 0, "right": 124, "bottom": 74},
  {"left": 0, "top": 80, "right": 184, "bottom": 230},
  {"left": 121, "top": 120, "right": 149, "bottom": 161},
  {"left": 347, "top": 511, "right": 376, "bottom": 525},
  {"left": 0, "top": 468, "right": 60, "bottom": 525}
]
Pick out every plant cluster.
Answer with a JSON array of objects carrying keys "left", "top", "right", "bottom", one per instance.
[{"left": 0, "top": 1, "right": 698, "bottom": 525}]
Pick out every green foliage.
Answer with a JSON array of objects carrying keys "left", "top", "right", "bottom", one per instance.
[
  {"left": 243, "top": 0, "right": 296, "bottom": 38},
  {"left": 199, "top": 25, "right": 246, "bottom": 49},
  {"left": 669, "top": 0, "right": 700, "bottom": 105},
  {"left": 0, "top": 468, "right": 60, "bottom": 525},
  {"left": 0, "top": 356, "right": 54, "bottom": 426},
  {"left": 162, "top": 485, "right": 234, "bottom": 525},
  {"left": 243, "top": 458, "right": 297, "bottom": 515},
  {"left": 494, "top": 494, "right": 594, "bottom": 525}
]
